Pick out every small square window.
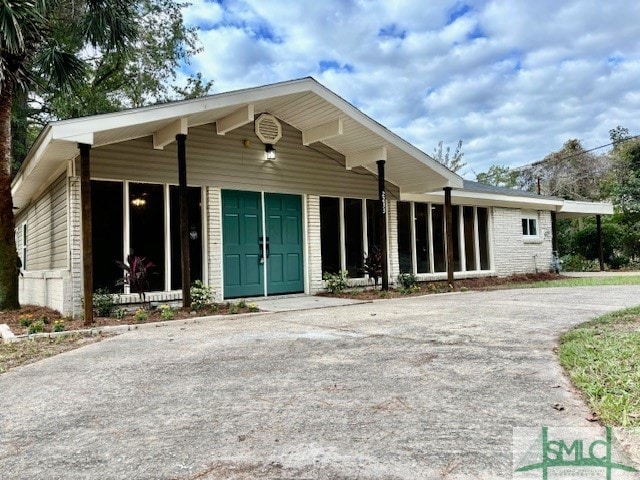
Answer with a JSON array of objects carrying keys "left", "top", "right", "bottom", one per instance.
[{"left": 522, "top": 216, "right": 538, "bottom": 237}]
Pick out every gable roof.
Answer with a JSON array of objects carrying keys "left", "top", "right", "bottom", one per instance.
[{"left": 12, "top": 77, "right": 463, "bottom": 210}]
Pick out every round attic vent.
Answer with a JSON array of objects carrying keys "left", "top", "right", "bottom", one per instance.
[{"left": 255, "top": 113, "right": 282, "bottom": 145}]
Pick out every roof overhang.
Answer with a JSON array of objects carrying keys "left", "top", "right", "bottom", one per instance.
[
  {"left": 12, "top": 77, "right": 463, "bottom": 210},
  {"left": 557, "top": 200, "right": 614, "bottom": 218},
  {"left": 402, "top": 189, "right": 564, "bottom": 210}
]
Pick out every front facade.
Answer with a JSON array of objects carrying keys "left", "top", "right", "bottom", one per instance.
[{"left": 11, "top": 78, "right": 611, "bottom": 316}]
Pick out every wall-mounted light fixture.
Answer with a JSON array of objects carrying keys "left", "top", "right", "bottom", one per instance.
[
  {"left": 265, "top": 143, "right": 276, "bottom": 161},
  {"left": 131, "top": 197, "right": 147, "bottom": 207}
]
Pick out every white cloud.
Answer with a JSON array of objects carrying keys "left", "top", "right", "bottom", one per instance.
[{"left": 182, "top": 0, "right": 640, "bottom": 176}]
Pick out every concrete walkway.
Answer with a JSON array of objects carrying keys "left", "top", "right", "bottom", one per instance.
[{"left": 1, "top": 286, "right": 639, "bottom": 479}]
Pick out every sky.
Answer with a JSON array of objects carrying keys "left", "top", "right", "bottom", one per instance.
[{"left": 180, "top": 0, "right": 640, "bottom": 178}]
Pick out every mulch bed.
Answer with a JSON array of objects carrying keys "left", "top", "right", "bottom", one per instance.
[
  {"left": 1, "top": 273, "right": 563, "bottom": 335},
  {"left": 317, "top": 272, "right": 564, "bottom": 300},
  {"left": 0, "top": 302, "right": 257, "bottom": 336}
]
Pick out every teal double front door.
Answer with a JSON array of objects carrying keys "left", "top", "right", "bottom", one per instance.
[{"left": 222, "top": 190, "right": 304, "bottom": 298}]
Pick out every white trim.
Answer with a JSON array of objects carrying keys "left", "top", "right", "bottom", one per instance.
[
  {"left": 410, "top": 202, "right": 417, "bottom": 275},
  {"left": 302, "top": 194, "right": 310, "bottom": 295},
  {"left": 201, "top": 187, "right": 209, "bottom": 287},
  {"left": 261, "top": 191, "right": 268, "bottom": 297},
  {"left": 458, "top": 206, "right": 466, "bottom": 272},
  {"left": 339, "top": 197, "right": 346, "bottom": 272},
  {"left": 123, "top": 181, "right": 131, "bottom": 294},
  {"left": 473, "top": 207, "right": 481, "bottom": 271},
  {"left": 164, "top": 184, "right": 171, "bottom": 291},
  {"left": 428, "top": 203, "right": 435, "bottom": 274}
]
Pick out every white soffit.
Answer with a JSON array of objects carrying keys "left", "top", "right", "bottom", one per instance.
[
  {"left": 558, "top": 200, "right": 614, "bottom": 218},
  {"left": 13, "top": 77, "right": 464, "bottom": 209}
]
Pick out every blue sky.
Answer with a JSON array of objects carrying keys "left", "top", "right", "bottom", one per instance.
[{"left": 181, "top": 0, "right": 640, "bottom": 177}]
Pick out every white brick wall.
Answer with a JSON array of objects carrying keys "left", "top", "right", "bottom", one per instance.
[
  {"left": 306, "top": 195, "right": 323, "bottom": 293},
  {"left": 19, "top": 271, "right": 68, "bottom": 313},
  {"left": 491, "top": 208, "right": 553, "bottom": 275},
  {"left": 207, "top": 187, "right": 223, "bottom": 302},
  {"left": 68, "top": 176, "right": 83, "bottom": 316}
]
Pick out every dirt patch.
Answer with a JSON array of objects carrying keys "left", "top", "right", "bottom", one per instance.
[
  {"left": 318, "top": 273, "right": 563, "bottom": 300},
  {"left": 0, "top": 302, "right": 259, "bottom": 336},
  {"left": 0, "top": 333, "right": 111, "bottom": 374}
]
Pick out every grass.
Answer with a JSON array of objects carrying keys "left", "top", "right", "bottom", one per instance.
[
  {"left": 0, "top": 334, "right": 109, "bottom": 374},
  {"left": 558, "top": 305, "right": 640, "bottom": 426},
  {"left": 513, "top": 275, "right": 640, "bottom": 289}
]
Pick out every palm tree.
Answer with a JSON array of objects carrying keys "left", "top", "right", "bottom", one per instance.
[{"left": 0, "top": 0, "right": 136, "bottom": 309}]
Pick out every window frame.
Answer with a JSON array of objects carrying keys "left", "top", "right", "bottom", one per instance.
[{"left": 521, "top": 212, "right": 539, "bottom": 240}]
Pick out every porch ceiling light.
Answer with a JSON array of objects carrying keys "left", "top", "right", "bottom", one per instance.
[
  {"left": 131, "top": 197, "right": 146, "bottom": 207},
  {"left": 265, "top": 143, "right": 276, "bottom": 161}
]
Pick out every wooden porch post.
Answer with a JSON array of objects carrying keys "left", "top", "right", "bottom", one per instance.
[
  {"left": 444, "top": 187, "right": 455, "bottom": 287},
  {"left": 79, "top": 143, "right": 93, "bottom": 326},
  {"left": 377, "top": 160, "right": 389, "bottom": 291},
  {"left": 551, "top": 211, "right": 558, "bottom": 252},
  {"left": 596, "top": 214, "right": 605, "bottom": 271},
  {"left": 177, "top": 134, "right": 191, "bottom": 307}
]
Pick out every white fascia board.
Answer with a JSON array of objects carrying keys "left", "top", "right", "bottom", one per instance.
[
  {"left": 558, "top": 200, "right": 614, "bottom": 217},
  {"left": 401, "top": 189, "right": 564, "bottom": 210}
]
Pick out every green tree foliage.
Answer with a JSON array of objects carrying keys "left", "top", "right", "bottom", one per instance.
[
  {"left": 14, "top": 0, "right": 212, "bottom": 170},
  {"left": 1, "top": 0, "right": 138, "bottom": 310},
  {"left": 433, "top": 139, "right": 466, "bottom": 173},
  {"left": 475, "top": 164, "right": 519, "bottom": 188}
]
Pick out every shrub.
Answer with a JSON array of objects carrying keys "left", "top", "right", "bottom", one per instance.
[
  {"left": 28, "top": 320, "right": 45, "bottom": 334},
  {"left": 159, "top": 305, "right": 175, "bottom": 321},
  {"left": 133, "top": 309, "right": 148, "bottom": 322},
  {"left": 561, "top": 254, "right": 598, "bottom": 272},
  {"left": 609, "top": 255, "right": 630, "bottom": 270},
  {"left": 323, "top": 270, "right": 349, "bottom": 294},
  {"left": 52, "top": 320, "right": 65, "bottom": 332},
  {"left": 208, "top": 303, "right": 219, "bottom": 314},
  {"left": 114, "top": 308, "right": 126, "bottom": 320},
  {"left": 19, "top": 315, "right": 33, "bottom": 327},
  {"left": 363, "top": 246, "right": 383, "bottom": 287},
  {"left": 93, "top": 288, "right": 116, "bottom": 317},
  {"left": 190, "top": 280, "right": 213, "bottom": 311},
  {"left": 237, "top": 298, "right": 247, "bottom": 309},
  {"left": 227, "top": 303, "right": 238, "bottom": 315},
  {"left": 247, "top": 303, "right": 259, "bottom": 312},
  {"left": 396, "top": 272, "right": 419, "bottom": 295},
  {"left": 116, "top": 253, "right": 154, "bottom": 302}
]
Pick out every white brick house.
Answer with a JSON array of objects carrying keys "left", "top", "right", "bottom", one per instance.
[{"left": 11, "top": 78, "right": 612, "bottom": 316}]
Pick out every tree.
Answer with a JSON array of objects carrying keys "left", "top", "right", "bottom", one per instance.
[
  {"left": 519, "top": 139, "right": 610, "bottom": 200},
  {"left": 433, "top": 140, "right": 466, "bottom": 173},
  {"left": 14, "top": 0, "right": 211, "bottom": 172},
  {"left": 0, "top": 0, "right": 137, "bottom": 310},
  {"left": 475, "top": 164, "right": 519, "bottom": 188}
]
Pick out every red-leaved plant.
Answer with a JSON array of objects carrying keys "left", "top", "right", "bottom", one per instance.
[{"left": 116, "top": 253, "right": 154, "bottom": 302}]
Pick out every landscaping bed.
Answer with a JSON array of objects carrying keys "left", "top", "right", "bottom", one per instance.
[
  {"left": 318, "top": 272, "right": 563, "bottom": 300},
  {"left": 1, "top": 300, "right": 260, "bottom": 336}
]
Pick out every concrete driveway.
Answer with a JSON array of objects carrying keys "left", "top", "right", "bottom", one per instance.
[{"left": 1, "top": 286, "right": 639, "bottom": 479}]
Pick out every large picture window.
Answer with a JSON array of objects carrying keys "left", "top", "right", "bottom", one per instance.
[
  {"left": 344, "top": 198, "right": 364, "bottom": 277},
  {"left": 320, "top": 197, "right": 341, "bottom": 274},
  {"left": 169, "top": 186, "right": 203, "bottom": 290},
  {"left": 92, "top": 181, "right": 124, "bottom": 292},
  {"left": 397, "top": 202, "right": 413, "bottom": 273},
  {"left": 398, "top": 202, "right": 491, "bottom": 275}
]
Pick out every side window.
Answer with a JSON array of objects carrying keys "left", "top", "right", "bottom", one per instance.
[
  {"left": 521, "top": 215, "right": 538, "bottom": 237},
  {"left": 15, "top": 223, "right": 26, "bottom": 269}
]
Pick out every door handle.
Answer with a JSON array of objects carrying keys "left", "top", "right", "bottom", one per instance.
[{"left": 258, "top": 236, "right": 270, "bottom": 263}]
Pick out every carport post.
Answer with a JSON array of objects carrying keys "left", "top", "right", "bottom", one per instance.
[
  {"left": 377, "top": 160, "right": 389, "bottom": 291},
  {"left": 177, "top": 133, "right": 192, "bottom": 307},
  {"left": 79, "top": 143, "right": 93, "bottom": 326},
  {"left": 551, "top": 211, "right": 558, "bottom": 253},
  {"left": 596, "top": 214, "right": 605, "bottom": 271},
  {"left": 444, "top": 187, "right": 454, "bottom": 287}
]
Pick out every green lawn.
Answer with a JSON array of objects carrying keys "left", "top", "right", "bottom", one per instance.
[
  {"left": 558, "top": 306, "right": 640, "bottom": 426},
  {"left": 522, "top": 275, "right": 640, "bottom": 289}
]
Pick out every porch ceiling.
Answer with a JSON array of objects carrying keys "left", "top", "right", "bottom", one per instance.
[{"left": 12, "top": 77, "right": 462, "bottom": 210}]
